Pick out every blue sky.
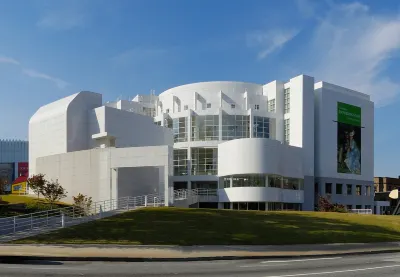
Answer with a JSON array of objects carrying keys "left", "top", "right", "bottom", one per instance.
[{"left": 0, "top": 0, "right": 399, "bottom": 176}]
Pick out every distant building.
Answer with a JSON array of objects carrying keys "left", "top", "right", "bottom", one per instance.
[
  {"left": 374, "top": 177, "right": 400, "bottom": 192},
  {"left": 0, "top": 140, "right": 29, "bottom": 192}
]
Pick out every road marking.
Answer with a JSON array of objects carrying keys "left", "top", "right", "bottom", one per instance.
[
  {"left": 261, "top": 257, "right": 342, "bottom": 263},
  {"left": 264, "top": 264, "right": 400, "bottom": 277},
  {"left": 240, "top": 264, "right": 285, "bottom": 268}
]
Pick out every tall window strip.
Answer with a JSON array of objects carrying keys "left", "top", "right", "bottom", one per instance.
[
  {"left": 173, "top": 149, "right": 188, "bottom": 176},
  {"left": 284, "top": 88, "right": 290, "bottom": 114},
  {"left": 191, "top": 148, "right": 218, "bottom": 175},
  {"left": 191, "top": 115, "right": 219, "bottom": 141},
  {"left": 268, "top": 99, "right": 275, "bottom": 112},
  {"left": 253, "top": 116, "right": 270, "bottom": 138},
  {"left": 172, "top": 117, "right": 187, "bottom": 142},
  {"left": 284, "top": 118, "right": 290, "bottom": 143},
  {"left": 221, "top": 115, "right": 250, "bottom": 140}
]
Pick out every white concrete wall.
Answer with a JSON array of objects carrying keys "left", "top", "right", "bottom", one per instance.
[
  {"left": 158, "top": 81, "right": 264, "bottom": 114},
  {"left": 218, "top": 138, "right": 303, "bottom": 178},
  {"left": 29, "top": 91, "right": 102, "bottom": 175},
  {"left": 288, "top": 75, "right": 315, "bottom": 176},
  {"left": 36, "top": 145, "right": 172, "bottom": 203},
  {"left": 314, "top": 82, "right": 374, "bottom": 181},
  {"left": 89, "top": 106, "right": 173, "bottom": 148},
  {"left": 218, "top": 187, "right": 304, "bottom": 203}
]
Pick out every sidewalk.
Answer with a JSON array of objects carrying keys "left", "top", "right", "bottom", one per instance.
[{"left": 1, "top": 242, "right": 400, "bottom": 262}]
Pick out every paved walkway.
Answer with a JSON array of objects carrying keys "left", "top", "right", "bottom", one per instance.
[{"left": 0, "top": 242, "right": 400, "bottom": 261}]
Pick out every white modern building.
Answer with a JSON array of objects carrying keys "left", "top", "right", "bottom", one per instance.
[{"left": 29, "top": 74, "right": 374, "bottom": 211}]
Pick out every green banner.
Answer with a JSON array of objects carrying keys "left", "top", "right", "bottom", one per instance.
[{"left": 337, "top": 102, "right": 361, "bottom": 127}]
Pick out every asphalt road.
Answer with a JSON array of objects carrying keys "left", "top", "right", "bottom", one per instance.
[{"left": 1, "top": 252, "right": 400, "bottom": 276}]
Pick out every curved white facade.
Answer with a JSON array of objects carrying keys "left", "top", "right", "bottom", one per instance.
[
  {"left": 218, "top": 138, "right": 303, "bottom": 178},
  {"left": 218, "top": 187, "right": 303, "bottom": 203}
]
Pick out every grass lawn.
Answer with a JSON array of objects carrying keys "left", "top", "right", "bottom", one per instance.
[
  {"left": 13, "top": 207, "right": 400, "bottom": 245},
  {"left": 0, "top": 195, "right": 39, "bottom": 204}
]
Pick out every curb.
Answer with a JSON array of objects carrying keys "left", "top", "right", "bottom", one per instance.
[{"left": 1, "top": 248, "right": 400, "bottom": 263}]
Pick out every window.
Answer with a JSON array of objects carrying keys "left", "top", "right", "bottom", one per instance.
[
  {"left": 191, "top": 148, "right": 218, "bottom": 175},
  {"left": 206, "top": 103, "right": 211, "bottom": 108},
  {"left": 231, "top": 104, "right": 236, "bottom": 109},
  {"left": 253, "top": 116, "right": 270, "bottom": 138},
  {"left": 221, "top": 114, "right": 250, "bottom": 140},
  {"left": 166, "top": 109, "right": 170, "bottom": 114},
  {"left": 366, "top": 186, "right": 371, "bottom": 196},
  {"left": 223, "top": 178, "right": 231, "bottom": 188},
  {"left": 284, "top": 88, "right": 290, "bottom": 113},
  {"left": 347, "top": 205, "right": 352, "bottom": 210},
  {"left": 231, "top": 175, "right": 266, "bottom": 187},
  {"left": 268, "top": 99, "right": 275, "bottom": 112},
  {"left": 255, "top": 104, "right": 259, "bottom": 110},
  {"left": 172, "top": 117, "right": 187, "bottom": 142},
  {"left": 356, "top": 205, "right": 362, "bottom": 209},
  {"left": 336, "top": 183, "right": 343, "bottom": 194},
  {"left": 154, "top": 121, "right": 161, "bottom": 126},
  {"left": 173, "top": 149, "right": 188, "bottom": 176},
  {"left": 184, "top": 105, "right": 188, "bottom": 110},
  {"left": 268, "top": 176, "right": 281, "bottom": 188},
  {"left": 164, "top": 117, "right": 173, "bottom": 128},
  {"left": 325, "top": 183, "right": 332, "bottom": 194},
  {"left": 365, "top": 205, "right": 371, "bottom": 210},
  {"left": 283, "top": 178, "right": 302, "bottom": 190},
  {"left": 356, "top": 185, "right": 362, "bottom": 196},
  {"left": 191, "top": 115, "right": 219, "bottom": 141},
  {"left": 347, "top": 184, "right": 352, "bottom": 195},
  {"left": 284, "top": 119, "right": 290, "bottom": 143}
]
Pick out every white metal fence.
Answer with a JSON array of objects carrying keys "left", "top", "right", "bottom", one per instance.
[
  {"left": 350, "top": 209, "right": 373, "bottom": 215},
  {"left": 173, "top": 188, "right": 218, "bottom": 200},
  {"left": 0, "top": 193, "right": 164, "bottom": 242}
]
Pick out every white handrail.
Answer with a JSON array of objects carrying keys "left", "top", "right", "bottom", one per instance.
[{"left": 0, "top": 192, "right": 165, "bottom": 241}]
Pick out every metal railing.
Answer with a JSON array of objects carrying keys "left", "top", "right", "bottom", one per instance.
[
  {"left": 350, "top": 209, "right": 373, "bottom": 214},
  {"left": 0, "top": 193, "right": 164, "bottom": 242},
  {"left": 173, "top": 188, "right": 218, "bottom": 200}
]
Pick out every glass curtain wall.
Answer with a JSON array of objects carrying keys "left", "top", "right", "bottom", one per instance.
[
  {"left": 191, "top": 115, "right": 219, "bottom": 141},
  {"left": 191, "top": 148, "right": 218, "bottom": 175},
  {"left": 172, "top": 117, "right": 187, "bottom": 142},
  {"left": 173, "top": 149, "right": 188, "bottom": 176},
  {"left": 221, "top": 114, "right": 250, "bottom": 140},
  {"left": 253, "top": 116, "right": 270, "bottom": 138}
]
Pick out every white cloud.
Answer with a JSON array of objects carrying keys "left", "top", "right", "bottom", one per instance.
[
  {"left": 0, "top": 56, "right": 20, "bottom": 65},
  {"left": 247, "top": 29, "right": 299, "bottom": 60},
  {"left": 22, "top": 69, "right": 69, "bottom": 89},
  {"left": 37, "top": 11, "right": 85, "bottom": 30},
  {"left": 305, "top": 2, "right": 400, "bottom": 106}
]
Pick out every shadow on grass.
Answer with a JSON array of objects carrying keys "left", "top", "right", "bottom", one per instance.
[{"left": 13, "top": 208, "right": 400, "bottom": 246}]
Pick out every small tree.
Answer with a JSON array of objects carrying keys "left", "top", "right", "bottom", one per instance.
[
  {"left": 73, "top": 193, "right": 93, "bottom": 216},
  {"left": 27, "top": 174, "right": 46, "bottom": 199},
  {"left": 41, "top": 179, "right": 67, "bottom": 208}
]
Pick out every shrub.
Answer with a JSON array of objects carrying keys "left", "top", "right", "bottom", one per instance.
[
  {"left": 317, "top": 195, "right": 347, "bottom": 213},
  {"left": 72, "top": 193, "right": 93, "bottom": 217}
]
